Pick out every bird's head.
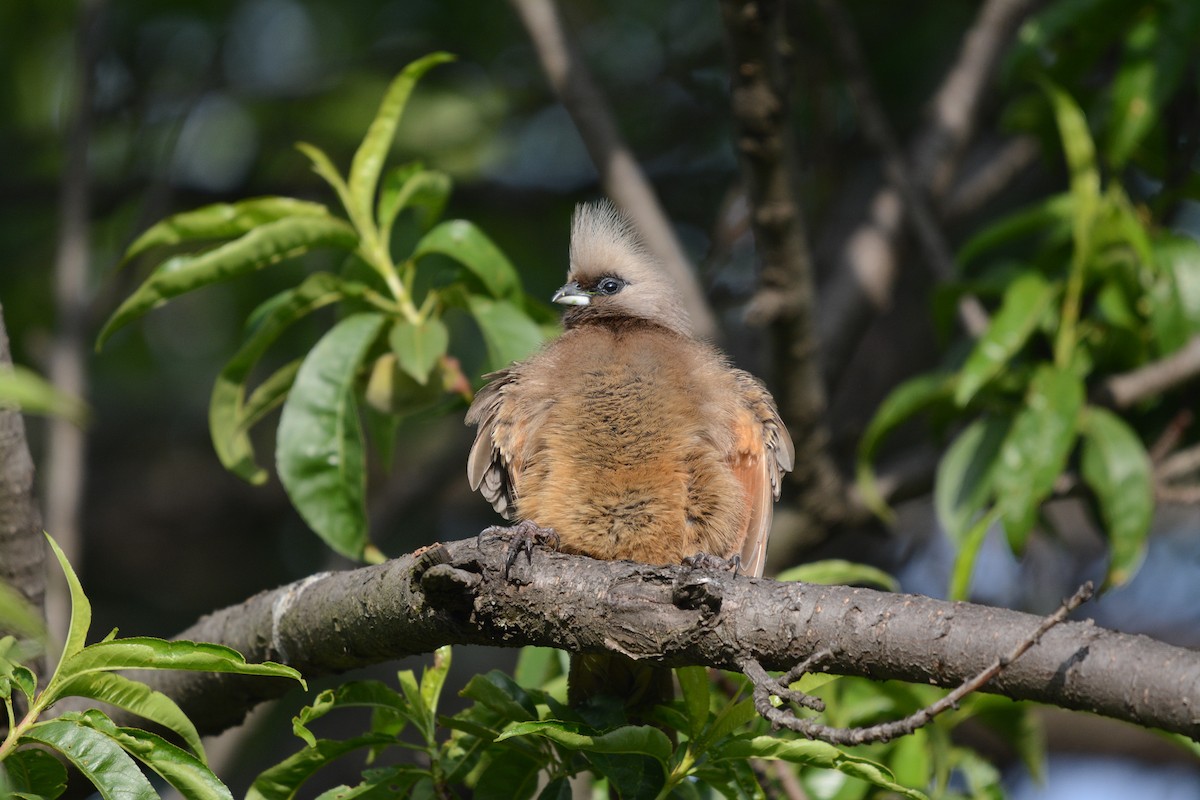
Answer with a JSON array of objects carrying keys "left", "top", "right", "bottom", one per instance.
[{"left": 552, "top": 201, "right": 692, "bottom": 336}]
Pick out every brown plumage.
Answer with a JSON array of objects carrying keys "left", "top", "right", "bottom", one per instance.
[{"left": 466, "top": 201, "right": 793, "bottom": 708}]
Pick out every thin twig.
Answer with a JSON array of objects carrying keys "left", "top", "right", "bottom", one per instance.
[
  {"left": 742, "top": 582, "right": 1094, "bottom": 745},
  {"left": 814, "top": 0, "right": 987, "bottom": 337},
  {"left": 507, "top": 0, "right": 718, "bottom": 339},
  {"left": 1149, "top": 410, "right": 1193, "bottom": 465},
  {"left": 1099, "top": 335, "right": 1200, "bottom": 409},
  {"left": 942, "top": 135, "right": 1041, "bottom": 220}
]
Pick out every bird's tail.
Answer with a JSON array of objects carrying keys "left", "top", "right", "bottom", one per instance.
[{"left": 568, "top": 652, "right": 674, "bottom": 723}]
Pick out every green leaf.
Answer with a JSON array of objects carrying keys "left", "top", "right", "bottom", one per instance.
[
  {"left": 954, "top": 272, "right": 1056, "bottom": 407},
  {"left": 992, "top": 365, "right": 1085, "bottom": 550},
  {"left": 247, "top": 735, "right": 400, "bottom": 800},
  {"left": 277, "top": 313, "right": 387, "bottom": 560},
  {"left": 460, "top": 671, "right": 539, "bottom": 722},
  {"left": 416, "top": 221, "right": 521, "bottom": 299},
  {"left": 935, "top": 416, "right": 1010, "bottom": 545},
  {"left": 378, "top": 165, "right": 452, "bottom": 243},
  {"left": 719, "top": 736, "right": 928, "bottom": 799},
  {"left": 0, "top": 578, "right": 48, "bottom": 643},
  {"left": 1150, "top": 235, "right": 1200, "bottom": 353},
  {"left": 419, "top": 645, "right": 452, "bottom": 721},
  {"left": 856, "top": 372, "right": 955, "bottom": 521},
  {"left": 51, "top": 671, "right": 205, "bottom": 760},
  {"left": 1079, "top": 406, "right": 1152, "bottom": 586},
  {"left": 292, "top": 680, "right": 411, "bottom": 748},
  {"left": 390, "top": 317, "right": 449, "bottom": 386},
  {"left": 210, "top": 272, "right": 353, "bottom": 484},
  {"left": 45, "top": 533, "right": 91, "bottom": 670},
  {"left": 312, "top": 767, "right": 425, "bottom": 800},
  {"left": 0, "top": 365, "right": 87, "bottom": 425},
  {"left": 537, "top": 777, "right": 572, "bottom": 800},
  {"left": 2, "top": 747, "right": 67, "bottom": 800},
  {"left": 956, "top": 193, "right": 1074, "bottom": 270},
  {"left": 51, "top": 638, "right": 303, "bottom": 701},
  {"left": 1106, "top": 5, "right": 1199, "bottom": 168},
  {"left": 349, "top": 53, "right": 455, "bottom": 226},
  {"left": 70, "top": 711, "right": 234, "bottom": 800},
  {"left": 473, "top": 752, "right": 541, "bottom": 800},
  {"left": 20, "top": 717, "right": 158, "bottom": 800},
  {"left": 122, "top": 197, "right": 333, "bottom": 264},
  {"left": 703, "top": 696, "right": 758, "bottom": 746},
  {"left": 774, "top": 560, "right": 899, "bottom": 591},
  {"left": 295, "top": 142, "right": 355, "bottom": 222},
  {"left": 466, "top": 295, "right": 546, "bottom": 372},
  {"left": 949, "top": 508, "right": 1001, "bottom": 602},
  {"left": 98, "top": 216, "right": 359, "bottom": 348},
  {"left": 677, "top": 666, "right": 710, "bottom": 740},
  {"left": 498, "top": 721, "right": 673, "bottom": 766}
]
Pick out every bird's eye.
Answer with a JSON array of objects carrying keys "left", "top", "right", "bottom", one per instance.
[{"left": 597, "top": 277, "right": 625, "bottom": 295}]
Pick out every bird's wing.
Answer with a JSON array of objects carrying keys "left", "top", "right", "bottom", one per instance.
[
  {"left": 728, "top": 370, "right": 795, "bottom": 577},
  {"left": 465, "top": 368, "right": 524, "bottom": 520}
]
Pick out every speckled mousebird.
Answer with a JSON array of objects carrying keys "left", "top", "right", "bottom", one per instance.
[{"left": 466, "top": 200, "right": 794, "bottom": 709}]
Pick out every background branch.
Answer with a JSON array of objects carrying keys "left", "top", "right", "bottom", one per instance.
[
  {"left": 718, "top": 0, "right": 846, "bottom": 550},
  {"left": 508, "top": 0, "right": 718, "bottom": 339},
  {"left": 816, "top": 0, "right": 1035, "bottom": 388},
  {"left": 123, "top": 535, "right": 1200, "bottom": 742}
]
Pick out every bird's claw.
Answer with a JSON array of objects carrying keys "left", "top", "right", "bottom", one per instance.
[
  {"left": 681, "top": 552, "right": 742, "bottom": 574},
  {"left": 478, "top": 520, "right": 561, "bottom": 581}
]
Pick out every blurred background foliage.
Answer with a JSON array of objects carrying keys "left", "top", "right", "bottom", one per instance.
[{"left": 4, "top": 0, "right": 1200, "bottom": 795}]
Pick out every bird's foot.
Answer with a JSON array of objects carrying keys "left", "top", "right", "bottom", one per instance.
[
  {"left": 478, "top": 520, "right": 561, "bottom": 581},
  {"left": 681, "top": 552, "right": 742, "bottom": 574}
]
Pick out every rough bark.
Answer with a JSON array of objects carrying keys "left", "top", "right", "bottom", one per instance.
[
  {"left": 0, "top": 302, "right": 46, "bottom": 627},
  {"left": 128, "top": 536, "right": 1200, "bottom": 741}
]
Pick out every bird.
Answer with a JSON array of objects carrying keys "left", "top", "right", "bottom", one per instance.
[{"left": 465, "top": 200, "right": 794, "bottom": 711}]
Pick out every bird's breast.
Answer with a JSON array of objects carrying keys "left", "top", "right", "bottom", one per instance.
[{"left": 514, "top": 330, "right": 745, "bottom": 564}]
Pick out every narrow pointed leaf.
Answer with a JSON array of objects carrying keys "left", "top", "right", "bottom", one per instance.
[
  {"left": 98, "top": 216, "right": 358, "bottom": 348},
  {"left": 949, "top": 509, "right": 1001, "bottom": 601},
  {"left": 992, "top": 366, "right": 1085, "bottom": 550},
  {"left": 774, "top": 560, "right": 899, "bottom": 591},
  {"left": 51, "top": 671, "right": 205, "bottom": 760},
  {"left": 497, "top": 721, "right": 673, "bottom": 766},
  {"left": 20, "top": 718, "right": 158, "bottom": 800},
  {"left": 417, "top": 221, "right": 521, "bottom": 299},
  {"left": 677, "top": 666, "right": 710, "bottom": 739},
  {"left": 935, "top": 416, "right": 1010, "bottom": 544},
  {"left": 210, "top": 272, "right": 353, "bottom": 484},
  {"left": 45, "top": 533, "right": 91, "bottom": 667},
  {"left": 277, "top": 313, "right": 387, "bottom": 559},
  {"left": 378, "top": 165, "right": 452, "bottom": 241},
  {"left": 247, "top": 735, "right": 399, "bottom": 800},
  {"left": 1080, "top": 406, "right": 1152, "bottom": 586},
  {"left": 419, "top": 645, "right": 452, "bottom": 720},
  {"left": 296, "top": 142, "right": 355, "bottom": 222},
  {"left": 856, "top": 372, "right": 955, "bottom": 521},
  {"left": 56, "top": 638, "right": 302, "bottom": 687},
  {"left": 292, "top": 680, "right": 410, "bottom": 747},
  {"left": 466, "top": 295, "right": 545, "bottom": 373},
  {"left": 1040, "top": 80, "right": 1100, "bottom": 254},
  {"left": 312, "top": 767, "right": 425, "bottom": 800},
  {"left": 0, "top": 365, "right": 87, "bottom": 425},
  {"left": 957, "top": 193, "right": 1074, "bottom": 270},
  {"left": 1106, "top": 4, "right": 1198, "bottom": 168},
  {"left": 389, "top": 317, "right": 449, "bottom": 385},
  {"left": 240, "top": 359, "right": 302, "bottom": 433},
  {"left": 954, "top": 272, "right": 1055, "bottom": 407},
  {"left": 349, "top": 53, "right": 455, "bottom": 225},
  {"left": 122, "top": 197, "right": 332, "bottom": 264}
]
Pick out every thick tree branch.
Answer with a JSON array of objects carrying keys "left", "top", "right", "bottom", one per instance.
[
  {"left": 508, "top": 0, "right": 718, "bottom": 339},
  {"left": 128, "top": 536, "right": 1200, "bottom": 741}
]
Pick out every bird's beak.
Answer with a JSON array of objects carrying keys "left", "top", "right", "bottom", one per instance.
[{"left": 552, "top": 281, "right": 591, "bottom": 306}]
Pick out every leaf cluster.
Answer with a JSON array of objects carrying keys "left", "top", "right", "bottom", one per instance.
[
  {"left": 99, "top": 53, "right": 552, "bottom": 561},
  {"left": 0, "top": 536, "right": 303, "bottom": 799},
  {"left": 858, "top": 52, "right": 1200, "bottom": 595}
]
